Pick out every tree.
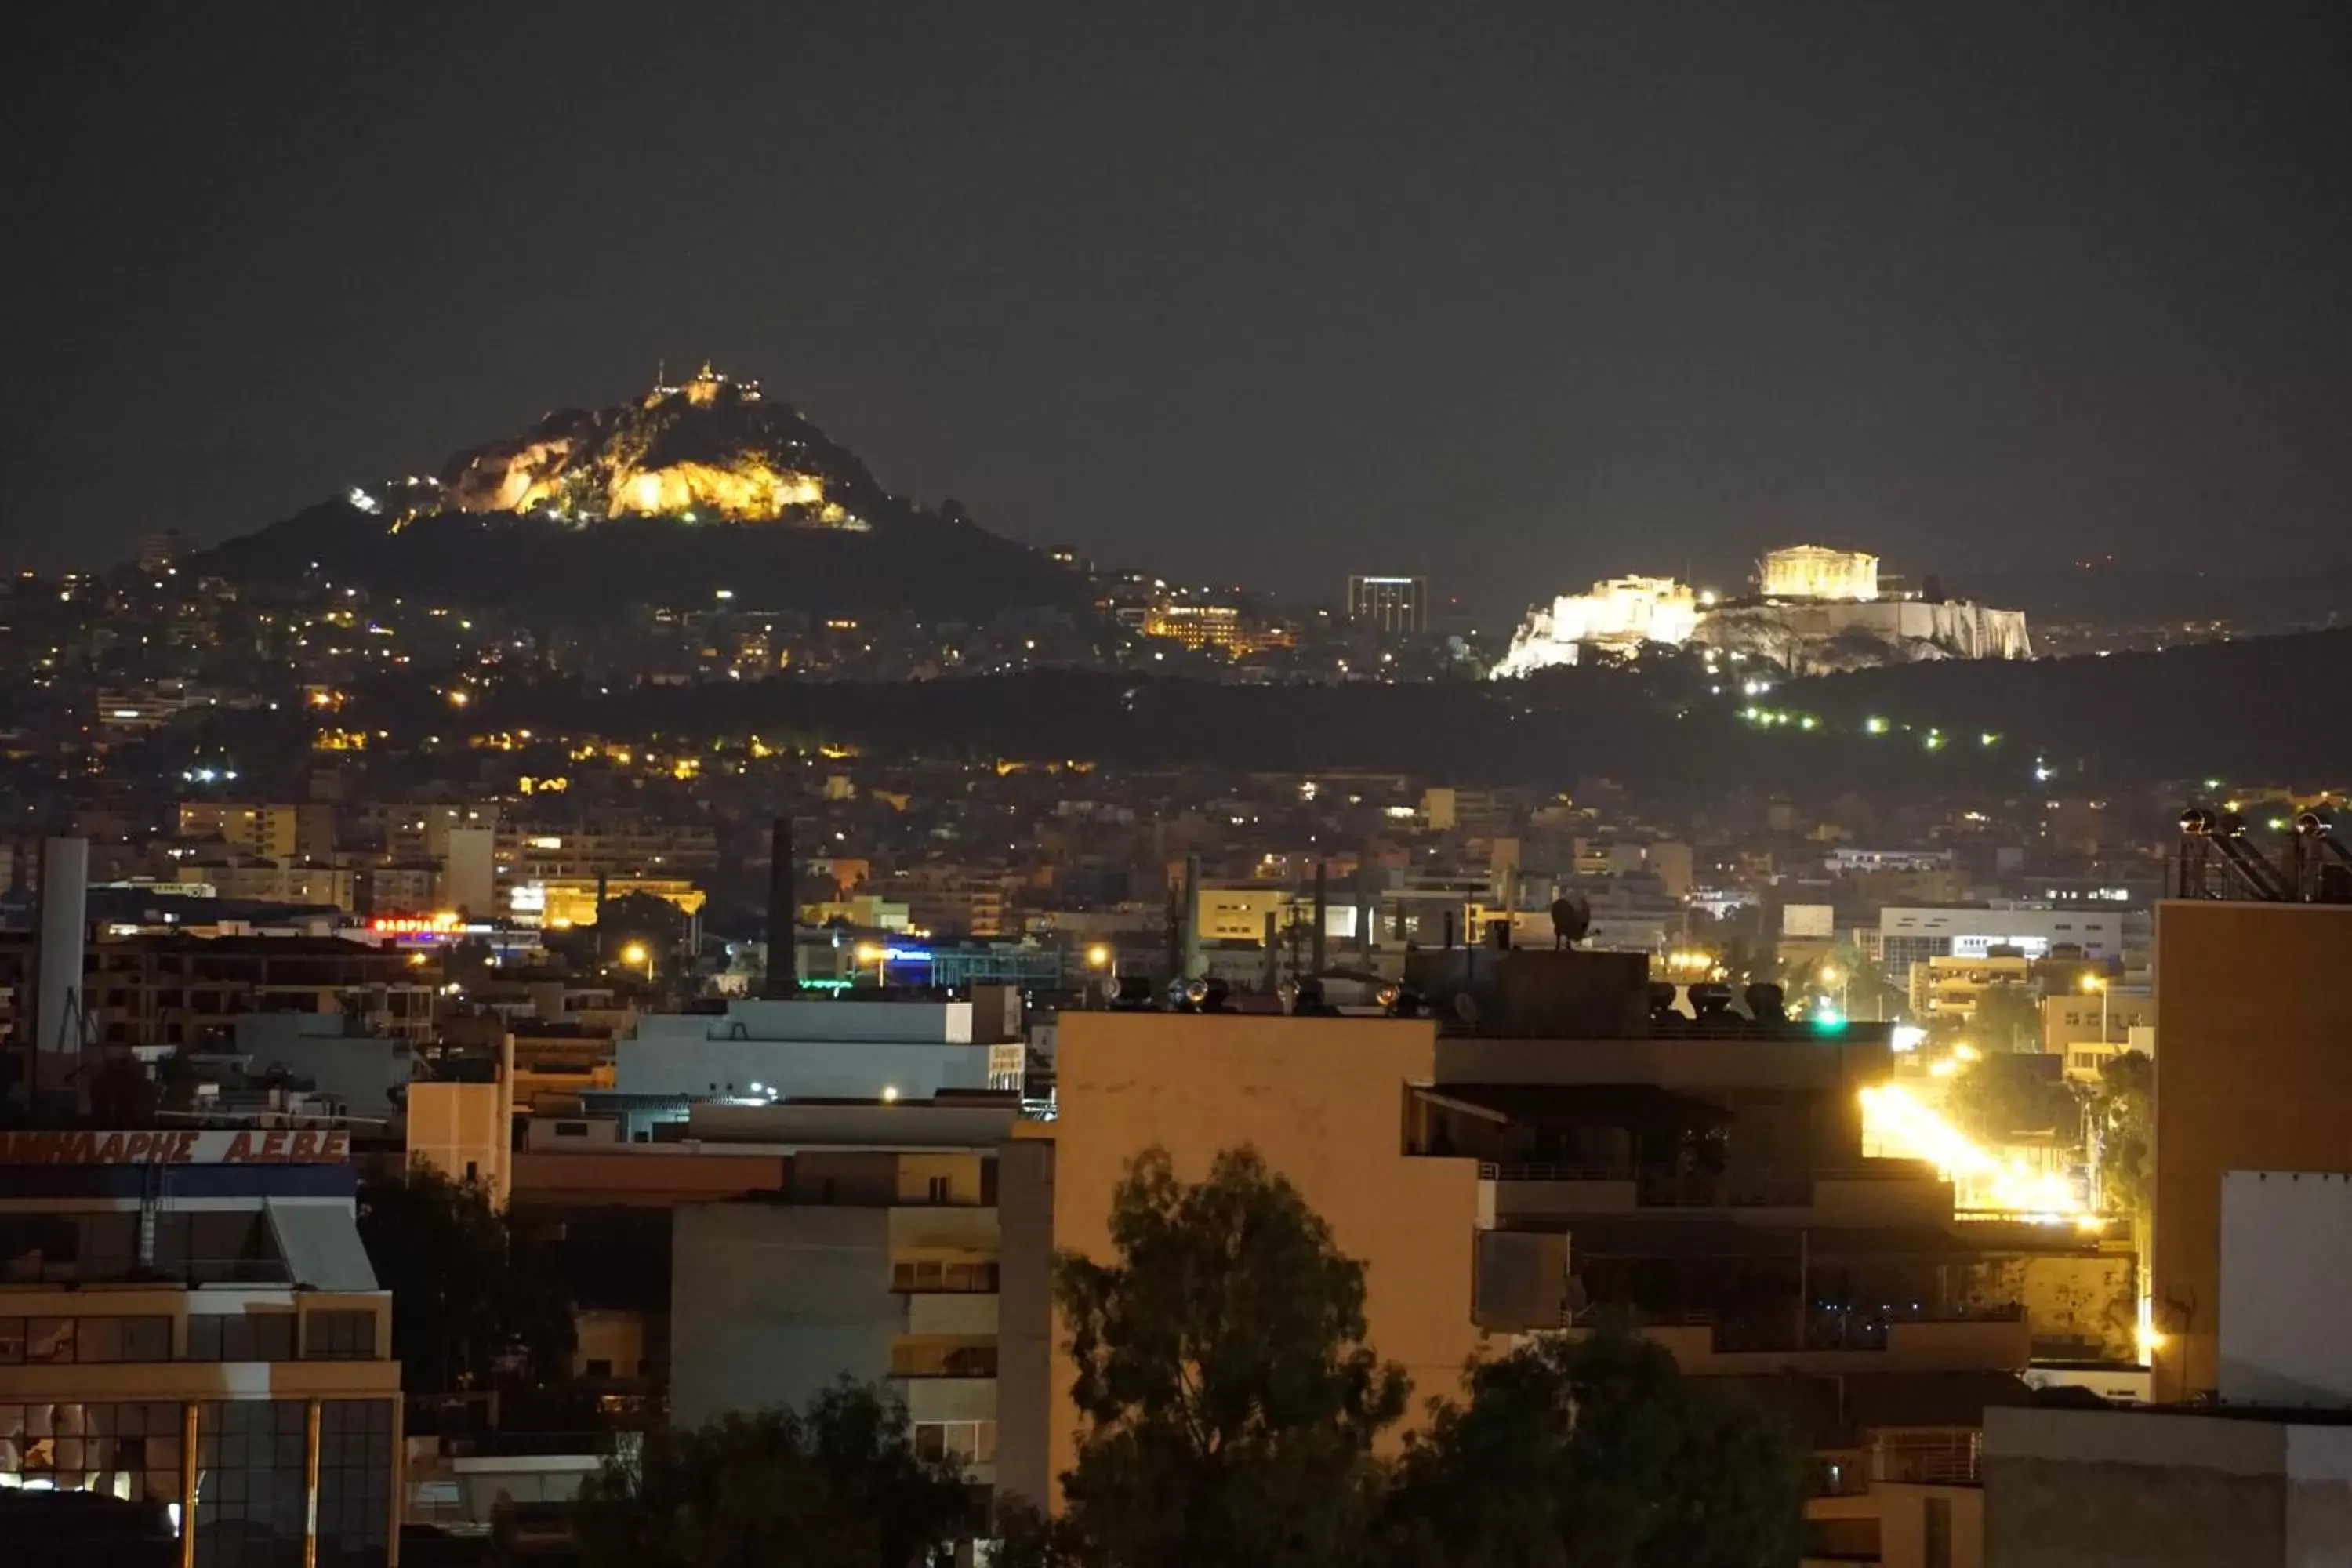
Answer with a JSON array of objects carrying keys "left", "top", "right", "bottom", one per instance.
[
  {"left": 1381, "top": 1324, "right": 1811, "bottom": 1568},
  {"left": 1942, "top": 1052, "right": 2077, "bottom": 1144},
  {"left": 1044, "top": 1146, "right": 1407, "bottom": 1568},
  {"left": 1965, "top": 985, "right": 2042, "bottom": 1054},
  {"left": 2093, "top": 1050, "right": 2154, "bottom": 1244},
  {"left": 597, "top": 890, "right": 689, "bottom": 956},
  {"left": 355, "top": 1165, "right": 575, "bottom": 1392},
  {"left": 157, "top": 1047, "right": 198, "bottom": 1113},
  {"left": 85, "top": 1052, "right": 159, "bottom": 1125},
  {"left": 574, "top": 1383, "right": 969, "bottom": 1568}
]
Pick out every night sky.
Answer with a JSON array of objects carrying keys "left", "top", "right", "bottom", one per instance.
[{"left": 8, "top": 2, "right": 2350, "bottom": 615}]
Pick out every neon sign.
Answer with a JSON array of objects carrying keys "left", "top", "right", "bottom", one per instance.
[{"left": 369, "top": 912, "right": 462, "bottom": 935}]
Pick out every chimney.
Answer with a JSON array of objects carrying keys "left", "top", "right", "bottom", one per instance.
[
  {"left": 1180, "top": 855, "right": 1203, "bottom": 980},
  {"left": 1310, "top": 862, "right": 1327, "bottom": 975},
  {"left": 764, "top": 817, "right": 797, "bottom": 997},
  {"left": 594, "top": 871, "right": 609, "bottom": 963},
  {"left": 33, "top": 837, "right": 89, "bottom": 1116}
]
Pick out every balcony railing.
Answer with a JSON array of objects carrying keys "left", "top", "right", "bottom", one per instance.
[
  {"left": 1477, "top": 1163, "right": 1628, "bottom": 1183},
  {"left": 1873, "top": 1428, "right": 1983, "bottom": 1486},
  {"left": 1480, "top": 1163, "right": 1938, "bottom": 1212}
]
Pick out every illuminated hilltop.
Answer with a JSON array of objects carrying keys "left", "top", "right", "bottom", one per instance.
[
  {"left": 436, "top": 364, "right": 869, "bottom": 528},
  {"left": 194, "top": 368, "right": 1090, "bottom": 622}
]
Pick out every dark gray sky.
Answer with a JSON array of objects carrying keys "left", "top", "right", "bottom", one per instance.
[{"left": 6, "top": 1, "right": 2350, "bottom": 615}]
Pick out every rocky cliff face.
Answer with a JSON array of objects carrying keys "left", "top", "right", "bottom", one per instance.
[{"left": 437, "top": 365, "right": 872, "bottom": 528}]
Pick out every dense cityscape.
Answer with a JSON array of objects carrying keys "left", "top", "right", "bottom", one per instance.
[{"left": 12, "top": 6, "right": 2352, "bottom": 1568}]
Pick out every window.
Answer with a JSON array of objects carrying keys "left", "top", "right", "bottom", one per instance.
[
  {"left": 25, "top": 1317, "right": 74, "bottom": 1363},
  {"left": 926, "top": 1176, "right": 953, "bottom": 1203},
  {"left": 913, "top": 1421, "right": 998, "bottom": 1467},
  {"left": 304, "top": 1310, "right": 376, "bottom": 1361},
  {"left": 188, "top": 1312, "right": 296, "bottom": 1363},
  {"left": 555, "top": 1120, "right": 590, "bottom": 1138},
  {"left": 152, "top": 1209, "right": 286, "bottom": 1285},
  {"left": 75, "top": 1316, "right": 172, "bottom": 1363},
  {"left": 891, "top": 1259, "right": 1000, "bottom": 1294},
  {"left": 0, "top": 1399, "right": 183, "bottom": 1509},
  {"left": 0, "top": 1213, "right": 140, "bottom": 1284},
  {"left": 316, "top": 1399, "right": 395, "bottom": 1559},
  {"left": 197, "top": 1399, "right": 310, "bottom": 1559}
]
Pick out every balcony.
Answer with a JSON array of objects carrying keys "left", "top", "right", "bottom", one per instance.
[
  {"left": 906, "top": 1294, "right": 998, "bottom": 1338},
  {"left": 1536, "top": 1310, "right": 2031, "bottom": 1376},
  {"left": 1477, "top": 1161, "right": 1948, "bottom": 1227},
  {"left": 898, "top": 1376, "right": 997, "bottom": 1426}
]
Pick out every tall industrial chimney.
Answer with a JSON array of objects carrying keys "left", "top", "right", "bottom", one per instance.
[
  {"left": 593, "top": 871, "right": 610, "bottom": 963},
  {"left": 1180, "top": 855, "right": 1203, "bottom": 981},
  {"left": 33, "top": 837, "right": 89, "bottom": 1112},
  {"left": 1310, "top": 862, "right": 1328, "bottom": 976},
  {"left": 764, "top": 817, "right": 797, "bottom": 997}
]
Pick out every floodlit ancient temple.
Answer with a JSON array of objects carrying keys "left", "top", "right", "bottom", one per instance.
[
  {"left": 1757, "top": 545, "right": 1879, "bottom": 602},
  {"left": 1492, "top": 546, "right": 2031, "bottom": 678}
]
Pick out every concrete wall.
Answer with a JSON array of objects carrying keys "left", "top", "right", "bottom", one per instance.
[
  {"left": 1038, "top": 1014, "right": 1486, "bottom": 1501},
  {"left": 1946, "top": 1252, "right": 2137, "bottom": 1362},
  {"left": 670, "top": 1203, "right": 902, "bottom": 1426},
  {"left": 407, "top": 1077, "right": 512, "bottom": 1204},
  {"left": 1984, "top": 1406, "right": 2314, "bottom": 1567},
  {"left": 1875, "top": 1483, "right": 1983, "bottom": 1568},
  {"left": 995, "top": 1137, "right": 1058, "bottom": 1510},
  {"left": 2220, "top": 1170, "right": 2352, "bottom": 1406},
  {"left": 2152, "top": 903, "right": 2352, "bottom": 1402},
  {"left": 635, "top": 1000, "right": 974, "bottom": 1045},
  {"left": 615, "top": 1036, "right": 997, "bottom": 1099}
]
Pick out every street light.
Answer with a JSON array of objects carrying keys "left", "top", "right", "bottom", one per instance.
[
  {"left": 620, "top": 941, "right": 652, "bottom": 981},
  {"left": 1086, "top": 943, "right": 1113, "bottom": 971},
  {"left": 855, "top": 941, "right": 887, "bottom": 987},
  {"left": 1819, "top": 964, "right": 1849, "bottom": 1018},
  {"left": 2081, "top": 973, "right": 2109, "bottom": 1043}
]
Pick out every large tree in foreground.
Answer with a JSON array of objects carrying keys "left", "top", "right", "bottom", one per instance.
[
  {"left": 573, "top": 1383, "right": 971, "bottom": 1568},
  {"left": 355, "top": 1164, "right": 575, "bottom": 1392},
  {"left": 1040, "top": 1145, "right": 1408, "bottom": 1568},
  {"left": 1383, "top": 1326, "right": 1810, "bottom": 1568}
]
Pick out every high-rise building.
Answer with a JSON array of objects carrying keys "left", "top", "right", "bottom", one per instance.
[{"left": 1345, "top": 575, "right": 1428, "bottom": 634}]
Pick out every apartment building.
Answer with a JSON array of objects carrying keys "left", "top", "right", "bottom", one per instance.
[
  {"left": 174, "top": 803, "right": 336, "bottom": 865},
  {"left": 1006, "top": 950, "right": 2121, "bottom": 1567},
  {"left": 1878, "top": 908, "right": 2125, "bottom": 992},
  {"left": 0, "top": 935, "right": 435, "bottom": 1051},
  {"left": 508, "top": 1097, "right": 1019, "bottom": 1503}
]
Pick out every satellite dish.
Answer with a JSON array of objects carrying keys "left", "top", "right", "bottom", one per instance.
[
  {"left": 1549, "top": 894, "right": 1591, "bottom": 948},
  {"left": 1563, "top": 1275, "right": 1592, "bottom": 1323},
  {"left": 1452, "top": 991, "right": 1482, "bottom": 1028}
]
